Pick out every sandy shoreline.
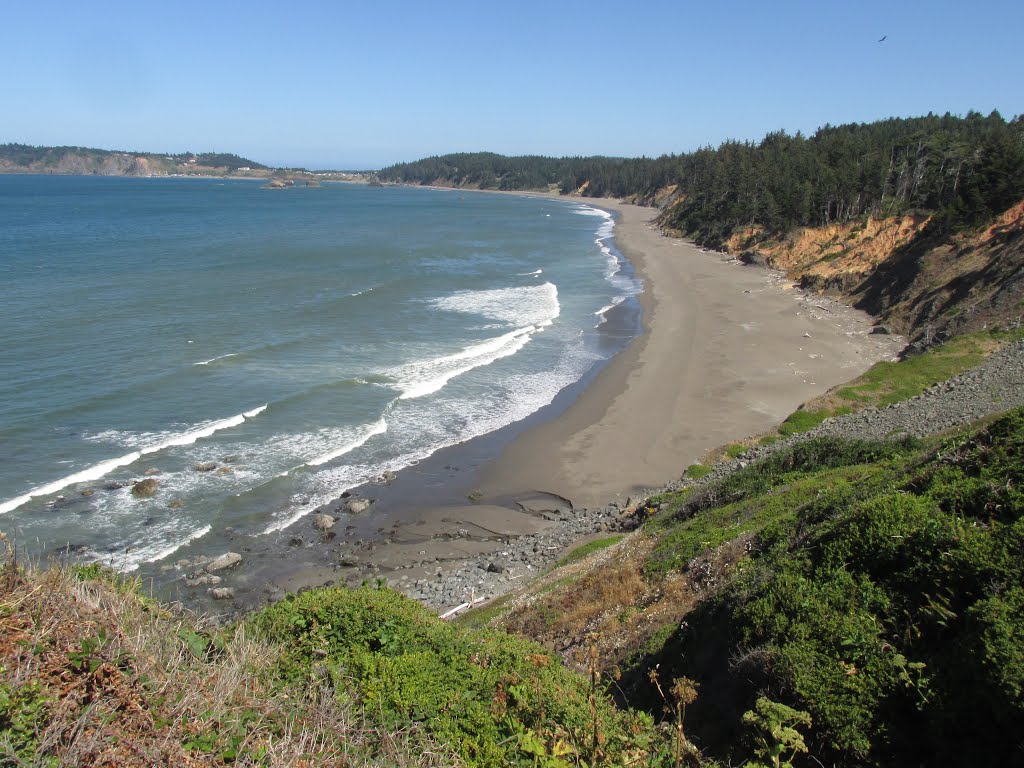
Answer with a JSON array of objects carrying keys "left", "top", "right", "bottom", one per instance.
[
  {"left": 476, "top": 199, "right": 903, "bottom": 508},
  {"left": 194, "top": 195, "right": 904, "bottom": 616}
]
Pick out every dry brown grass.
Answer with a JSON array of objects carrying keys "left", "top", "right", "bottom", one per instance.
[
  {"left": 494, "top": 533, "right": 706, "bottom": 674},
  {"left": 0, "top": 539, "right": 458, "bottom": 767}
]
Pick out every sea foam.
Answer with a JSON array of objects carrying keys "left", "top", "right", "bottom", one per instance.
[{"left": 0, "top": 405, "right": 267, "bottom": 515}]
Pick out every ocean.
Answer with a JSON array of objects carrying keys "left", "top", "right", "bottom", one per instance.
[{"left": 0, "top": 176, "right": 640, "bottom": 574}]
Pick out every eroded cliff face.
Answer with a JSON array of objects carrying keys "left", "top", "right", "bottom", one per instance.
[{"left": 706, "top": 202, "right": 1024, "bottom": 348}]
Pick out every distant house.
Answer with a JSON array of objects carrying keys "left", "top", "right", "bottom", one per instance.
[{"left": 238, "top": 167, "right": 251, "bottom": 172}]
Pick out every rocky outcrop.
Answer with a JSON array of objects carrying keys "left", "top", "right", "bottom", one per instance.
[
  {"left": 131, "top": 478, "right": 160, "bottom": 498},
  {"left": 206, "top": 552, "right": 243, "bottom": 572}
]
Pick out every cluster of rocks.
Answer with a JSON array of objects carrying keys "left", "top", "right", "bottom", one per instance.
[
  {"left": 383, "top": 504, "right": 643, "bottom": 613},
  {"left": 388, "top": 340, "right": 1024, "bottom": 616},
  {"left": 173, "top": 551, "right": 243, "bottom": 601}
]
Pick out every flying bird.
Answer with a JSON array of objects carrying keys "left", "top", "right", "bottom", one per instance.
[{"left": 878, "top": 35, "right": 887, "bottom": 42}]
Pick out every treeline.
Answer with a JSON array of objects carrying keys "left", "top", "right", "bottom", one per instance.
[
  {"left": 378, "top": 111, "right": 1024, "bottom": 245},
  {"left": 0, "top": 144, "right": 266, "bottom": 171}
]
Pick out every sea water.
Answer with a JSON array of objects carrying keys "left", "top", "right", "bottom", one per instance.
[{"left": 0, "top": 176, "right": 639, "bottom": 572}]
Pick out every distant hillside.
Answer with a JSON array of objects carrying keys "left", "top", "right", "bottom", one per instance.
[{"left": 0, "top": 144, "right": 268, "bottom": 176}]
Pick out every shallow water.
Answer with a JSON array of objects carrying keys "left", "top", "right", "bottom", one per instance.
[{"left": 0, "top": 177, "right": 639, "bottom": 572}]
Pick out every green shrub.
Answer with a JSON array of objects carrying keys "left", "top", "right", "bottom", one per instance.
[{"left": 251, "top": 584, "right": 658, "bottom": 766}]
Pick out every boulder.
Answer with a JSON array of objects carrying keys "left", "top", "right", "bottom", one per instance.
[
  {"left": 312, "top": 513, "right": 336, "bottom": 531},
  {"left": 870, "top": 325, "right": 892, "bottom": 335},
  {"left": 347, "top": 498, "right": 371, "bottom": 514},
  {"left": 210, "top": 587, "right": 235, "bottom": 600},
  {"left": 143, "top": 467, "right": 162, "bottom": 476},
  {"left": 131, "top": 478, "right": 160, "bottom": 498},
  {"left": 105, "top": 480, "right": 129, "bottom": 490},
  {"left": 206, "top": 552, "right": 242, "bottom": 572}
]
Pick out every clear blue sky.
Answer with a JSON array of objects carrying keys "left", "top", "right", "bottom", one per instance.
[{"left": 3, "top": 0, "right": 1021, "bottom": 170}]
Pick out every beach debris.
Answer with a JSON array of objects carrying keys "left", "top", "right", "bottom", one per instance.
[
  {"left": 206, "top": 552, "right": 242, "bottom": 572},
  {"left": 131, "top": 478, "right": 160, "bottom": 498},
  {"left": 312, "top": 512, "right": 336, "bottom": 531},
  {"left": 347, "top": 498, "right": 371, "bottom": 514},
  {"left": 193, "top": 462, "right": 218, "bottom": 472}
]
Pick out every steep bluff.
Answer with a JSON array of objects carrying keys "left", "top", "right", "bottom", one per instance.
[{"left": 675, "top": 199, "right": 1024, "bottom": 349}]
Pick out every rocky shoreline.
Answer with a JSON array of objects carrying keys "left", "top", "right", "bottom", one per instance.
[{"left": 385, "top": 338, "right": 1024, "bottom": 616}]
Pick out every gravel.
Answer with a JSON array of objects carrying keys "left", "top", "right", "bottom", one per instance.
[{"left": 401, "top": 341, "right": 1024, "bottom": 616}]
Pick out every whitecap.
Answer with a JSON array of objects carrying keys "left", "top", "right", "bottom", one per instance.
[
  {"left": 393, "top": 326, "right": 536, "bottom": 400},
  {"left": 194, "top": 352, "right": 239, "bottom": 366},
  {"left": 0, "top": 406, "right": 267, "bottom": 515},
  {"left": 431, "top": 282, "right": 559, "bottom": 327}
]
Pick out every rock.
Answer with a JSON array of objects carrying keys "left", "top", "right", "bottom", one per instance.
[
  {"left": 143, "top": 467, "right": 162, "bottom": 476},
  {"left": 210, "top": 587, "right": 235, "bottom": 600},
  {"left": 105, "top": 480, "right": 129, "bottom": 490},
  {"left": 339, "top": 554, "right": 360, "bottom": 567},
  {"left": 289, "top": 536, "right": 304, "bottom": 547},
  {"left": 186, "top": 574, "right": 222, "bottom": 587},
  {"left": 216, "top": 466, "right": 234, "bottom": 475},
  {"left": 262, "top": 179, "right": 294, "bottom": 189},
  {"left": 347, "top": 498, "right": 371, "bottom": 514},
  {"left": 312, "top": 513, "right": 336, "bottom": 531},
  {"left": 739, "top": 250, "right": 770, "bottom": 268},
  {"left": 167, "top": 500, "right": 184, "bottom": 509},
  {"left": 377, "top": 470, "right": 397, "bottom": 484},
  {"left": 487, "top": 560, "right": 509, "bottom": 574},
  {"left": 206, "top": 552, "right": 242, "bottom": 572},
  {"left": 870, "top": 325, "right": 892, "bottom": 335},
  {"left": 81, "top": 488, "right": 95, "bottom": 497},
  {"left": 194, "top": 462, "right": 218, "bottom": 472},
  {"left": 131, "top": 478, "right": 160, "bottom": 498}
]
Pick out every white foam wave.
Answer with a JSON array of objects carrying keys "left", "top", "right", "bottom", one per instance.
[
  {"left": 194, "top": 353, "right": 239, "bottom": 366},
  {"left": 431, "top": 282, "right": 559, "bottom": 327},
  {"left": 573, "top": 205, "right": 612, "bottom": 218},
  {"left": 395, "top": 327, "right": 536, "bottom": 400},
  {"left": 0, "top": 406, "right": 268, "bottom": 515},
  {"left": 517, "top": 269, "right": 543, "bottom": 276},
  {"left": 306, "top": 418, "right": 388, "bottom": 466},
  {"left": 594, "top": 297, "right": 626, "bottom": 326},
  {"left": 131, "top": 525, "right": 213, "bottom": 570}
]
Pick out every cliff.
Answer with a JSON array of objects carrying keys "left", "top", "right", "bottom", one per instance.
[
  {"left": 0, "top": 144, "right": 267, "bottom": 177},
  {"left": 680, "top": 199, "right": 1024, "bottom": 349}
]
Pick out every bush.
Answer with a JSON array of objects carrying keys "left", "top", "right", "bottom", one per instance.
[{"left": 252, "top": 584, "right": 658, "bottom": 766}]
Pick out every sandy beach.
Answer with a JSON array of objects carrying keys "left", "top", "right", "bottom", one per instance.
[
  {"left": 214, "top": 197, "right": 905, "bottom": 614},
  {"left": 476, "top": 199, "right": 904, "bottom": 508}
]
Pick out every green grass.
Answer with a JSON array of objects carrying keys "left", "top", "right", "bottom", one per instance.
[
  {"left": 554, "top": 535, "right": 624, "bottom": 568},
  {"left": 725, "top": 443, "right": 747, "bottom": 459},
  {"left": 686, "top": 463, "right": 713, "bottom": 479},
  {"left": 836, "top": 330, "right": 1008, "bottom": 408},
  {"left": 777, "top": 408, "right": 831, "bottom": 436}
]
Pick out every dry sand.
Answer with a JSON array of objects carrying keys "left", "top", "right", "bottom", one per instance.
[
  {"left": 208, "top": 197, "right": 907, "bottom": 614},
  {"left": 477, "top": 199, "right": 904, "bottom": 508}
]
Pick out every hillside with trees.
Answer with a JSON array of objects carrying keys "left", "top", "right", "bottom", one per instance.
[
  {"left": 0, "top": 144, "right": 267, "bottom": 176},
  {"left": 380, "top": 112, "right": 1024, "bottom": 348}
]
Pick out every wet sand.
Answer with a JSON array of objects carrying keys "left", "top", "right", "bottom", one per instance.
[
  {"left": 476, "top": 199, "right": 904, "bottom": 507},
  {"left": 180, "top": 196, "right": 904, "bottom": 615}
]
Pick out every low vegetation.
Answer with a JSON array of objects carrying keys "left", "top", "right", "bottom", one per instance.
[{"left": 762, "top": 327, "right": 1024, "bottom": 440}]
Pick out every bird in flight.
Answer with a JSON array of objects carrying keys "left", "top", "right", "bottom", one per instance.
[{"left": 878, "top": 35, "right": 887, "bottom": 42}]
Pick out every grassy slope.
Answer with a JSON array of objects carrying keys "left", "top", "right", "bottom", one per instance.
[{"left": 3, "top": 332, "right": 1023, "bottom": 768}]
